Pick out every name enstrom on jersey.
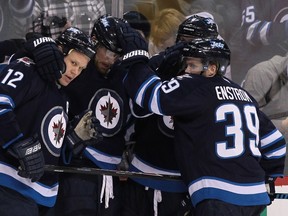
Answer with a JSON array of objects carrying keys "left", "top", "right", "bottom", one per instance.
[{"left": 215, "top": 86, "right": 253, "bottom": 102}]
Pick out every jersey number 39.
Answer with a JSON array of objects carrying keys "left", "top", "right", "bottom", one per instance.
[{"left": 216, "top": 104, "right": 261, "bottom": 159}]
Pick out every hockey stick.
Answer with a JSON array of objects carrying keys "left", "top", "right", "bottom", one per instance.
[
  {"left": 44, "top": 165, "right": 288, "bottom": 199},
  {"left": 44, "top": 165, "right": 182, "bottom": 181}
]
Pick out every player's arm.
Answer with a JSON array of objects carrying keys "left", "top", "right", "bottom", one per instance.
[
  {"left": 258, "top": 110, "right": 286, "bottom": 177},
  {"left": 117, "top": 22, "right": 195, "bottom": 116},
  {"left": 241, "top": 0, "right": 288, "bottom": 46},
  {"left": 124, "top": 60, "right": 201, "bottom": 117},
  {"left": 0, "top": 60, "right": 45, "bottom": 181},
  {"left": 62, "top": 110, "right": 103, "bottom": 163},
  {"left": 0, "top": 62, "right": 32, "bottom": 147}
]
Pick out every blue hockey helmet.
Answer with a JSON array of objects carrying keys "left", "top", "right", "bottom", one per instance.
[
  {"left": 56, "top": 27, "right": 95, "bottom": 59},
  {"left": 182, "top": 38, "right": 230, "bottom": 75},
  {"left": 91, "top": 14, "right": 126, "bottom": 55},
  {"left": 176, "top": 15, "right": 218, "bottom": 42}
]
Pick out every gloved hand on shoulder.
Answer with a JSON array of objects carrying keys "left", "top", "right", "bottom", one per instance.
[
  {"left": 149, "top": 42, "right": 186, "bottom": 79},
  {"left": 7, "top": 135, "right": 45, "bottom": 182},
  {"left": 116, "top": 22, "right": 149, "bottom": 66},
  {"left": 24, "top": 33, "right": 65, "bottom": 82},
  {"left": 65, "top": 110, "right": 103, "bottom": 155}
]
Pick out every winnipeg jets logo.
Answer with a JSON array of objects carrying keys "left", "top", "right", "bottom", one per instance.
[
  {"left": 100, "top": 95, "right": 118, "bottom": 126},
  {"left": 89, "top": 89, "right": 123, "bottom": 137},
  {"left": 52, "top": 118, "right": 65, "bottom": 144},
  {"left": 41, "top": 106, "right": 68, "bottom": 156}
]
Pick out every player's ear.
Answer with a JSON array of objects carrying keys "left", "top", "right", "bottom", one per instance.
[{"left": 207, "top": 64, "right": 217, "bottom": 77}]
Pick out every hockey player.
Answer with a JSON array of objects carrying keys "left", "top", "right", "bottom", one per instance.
[
  {"left": 121, "top": 15, "right": 219, "bottom": 216},
  {"left": 0, "top": 27, "right": 99, "bottom": 216},
  {"left": 116, "top": 23, "right": 286, "bottom": 216},
  {"left": 50, "top": 15, "right": 132, "bottom": 216}
]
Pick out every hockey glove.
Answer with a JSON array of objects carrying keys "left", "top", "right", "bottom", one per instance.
[
  {"left": 117, "top": 22, "right": 149, "bottom": 66},
  {"left": 265, "top": 177, "right": 276, "bottom": 205},
  {"left": 149, "top": 42, "right": 186, "bottom": 79},
  {"left": 24, "top": 35, "right": 65, "bottom": 82},
  {"left": 7, "top": 136, "right": 45, "bottom": 182},
  {"left": 65, "top": 110, "right": 103, "bottom": 155}
]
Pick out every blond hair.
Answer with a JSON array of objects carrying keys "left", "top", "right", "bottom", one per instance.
[{"left": 150, "top": 8, "right": 186, "bottom": 46}]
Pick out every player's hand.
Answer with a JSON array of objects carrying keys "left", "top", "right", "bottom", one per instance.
[
  {"left": 7, "top": 136, "right": 45, "bottom": 182},
  {"left": 265, "top": 177, "right": 276, "bottom": 205},
  {"left": 116, "top": 22, "right": 149, "bottom": 65},
  {"left": 24, "top": 35, "right": 65, "bottom": 82},
  {"left": 65, "top": 110, "right": 103, "bottom": 155},
  {"left": 149, "top": 42, "right": 186, "bottom": 78}
]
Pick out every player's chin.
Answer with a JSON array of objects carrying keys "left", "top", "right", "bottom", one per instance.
[{"left": 58, "top": 76, "right": 72, "bottom": 86}]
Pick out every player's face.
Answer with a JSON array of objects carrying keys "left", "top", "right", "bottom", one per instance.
[
  {"left": 94, "top": 44, "right": 120, "bottom": 75},
  {"left": 184, "top": 57, "right": 216, "bottom": 77},
  {"left": 58, "top": 50, "right": 90, "bottom": 86},
  {"left": 184, "top": 57, "right": 204, "bottom": 74}
]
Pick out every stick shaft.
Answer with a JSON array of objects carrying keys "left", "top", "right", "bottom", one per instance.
[
  {"left": 44, "top": 165, "right": 181, "bottom": 181},
  {"left": 44, "top": 165, "right": 288, "bottom": 199}
]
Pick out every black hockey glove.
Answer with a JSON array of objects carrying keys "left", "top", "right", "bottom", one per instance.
[
  {"left": 117, "top": 22, "right": 149, "bottom": 66},
  {"left": 65, "top": 110, "right": 103, "bottom": 156},
  {"left": 265, "top": 177, "right": 276, "bottom": 205},
  {"left": 24, "top": 35, "right": 65, "bottom": 82},
  {"left": 149, "top": 42, "right": 186, "bottom": 79},
  {"left": 7, "top": 136, "right": 45, "bottom": 182}
]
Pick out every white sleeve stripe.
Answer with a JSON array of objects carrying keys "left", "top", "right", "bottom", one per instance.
[
  {"left": 0, "top": 108, "right": 12, "bottom": 115},
  {"left": 261, "top": 129, "right": 283, "bottom": 148},
  {"left": 135, "top": 76, "right": 160, "bottom": 106},
  {"left": 264, "top": 146, "right": 286, "bottom": 159},
  {"left": 247, "top": 21, "right": 261, "bottom": 45},
  {"left": 0, "top": 95, "right": 14, "bottom": 108},
  {"left": 149, "top": 83, "right": 162, "bottom": 115},
  {"left": 259, "top": 22, "right": 270, "bottom": 45}
]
